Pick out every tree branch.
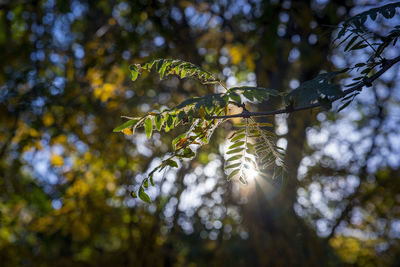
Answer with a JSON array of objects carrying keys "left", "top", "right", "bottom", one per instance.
[{"left": 205, "top": 55, "right": 400, "bottom": 120}]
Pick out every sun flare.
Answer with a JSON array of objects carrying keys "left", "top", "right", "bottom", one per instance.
[{"left": 243, "top": 164, "right": 259, "bottom": 181}]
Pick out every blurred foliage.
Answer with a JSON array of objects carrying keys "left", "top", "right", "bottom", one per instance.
[{"left": 1, "top": 0, "right": 400, "bottom": 266}]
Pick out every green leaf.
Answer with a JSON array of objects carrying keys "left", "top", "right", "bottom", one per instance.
[
  {"left": 319, "top": 84, "right": 342, "bottom": 98},
  {"left": 256, "top": 122, "right": 273, "bottom": 127},
  {"left": 131, "top": 191, "right": 138, "bottom": 198},
  {"left": 113, "top": 119, "right": 139, "bottom": 132},
  {"left": 181, "top": 147, "right": 195, "bottom": 158},
  {"left": 344, "top": 36, "right": 358, "bottom": 51},
  {"left": 360, "top": 68, "right": 371, "bottom": 75},
  {"left": 229, "top": 92, "right": 241, "bottom": 103},
  {"left": 175, "top": 97, "right": 200, "bottom": 109},
  {"left": 338, "top": 100, "right": 352, "bottom": 112},
  {"left": 132, "top": 59, "right": 219, "bottom": 84},
  {"left": 229, "top": 87, "right": 279, "bottom": 103},
  {"left": 139, "top": 187, "right": 151, "bottom": 203},
  {"left": 144, "top": 117, "right": 153, "bottom": 139},
  {"left": 319, "top": 98, "right": 332, "bottom": 110},
  {"left": 226, "top": 155, "right": 242, "bottom": 162},
  {"left": 155, "top": 115, "right": 164, "bottom": 131},
  {"left": 350, "top": 40, "right": 366, "bottom": 50},
  {"left": 353, "top": 76, "right": 364, "bottom": 81},
  {"left": 143, "top": 60, "right": 156, "bottom": 71},
  {"left": 225, "top": 163, "right": 241, "bottom": 169},
  {"left": 165, "top": 159, "right": 178, "bottom": 168},
  {"left": 369, "top": 11, "right": 377, "bottom": 20},
  {"left": 243, "top": 90, "right": 255, "bottom": 101},
  {"left": 229, "top": 141, "right": 245, "bottom": 149},
  {"left": 342, "top": 93, "right": 357, "bottom": 101},
  {"left": 231, "top": 134, "right": 246, "bottom": 142},
  {"left": 227, "top": 147, "right": 244, "bottom": 154},
  {"left": 143, "top": 178, "right": 149, "bottom": 188},
  {"left": 229, "top": 86, "right": 278, "bottom": 96},
  {"left": 156, "top": 59, "right": 164, "bottom": 78},
  {"left": 246, "top": 144, "right": 255, "bottom": 154},
  {"left": 180, "top": 68, "right": 187, "bottom": 79},
  {"left": 187, "top": 109, "right": 195, "bottom": 123},
  {"left": 336, "top": 32, "right": 353, "bottom": 47},
  {"left": 172, "top": 133, "right": 187, "bottom": 150},
  {"left": 149, "top": 174, "right": 154, "bottom": 186},
  {"left": 130, "top": 65, "right": 139, "bottom": 81},
  {"left": 165, "top": 114, "right": 175, "bottom": 132},
  {"left": 229, "top": 129, "right": 245, "bottom": 138},
  {"left": 285, "top": 71, "right": 343, "bottom": 107},
  {"left": 177, "top": 111, "right": 186, "bottom": 122},
  {"left": 239, "top": 176, "right": 248, "bottom": 185},
  {"left": 227, "top": 169, "right": 240, "bottom": 180}
]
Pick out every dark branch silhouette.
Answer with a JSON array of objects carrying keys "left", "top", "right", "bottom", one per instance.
[{"left": 205, "top": 55, "right": 400, "bottom": 120}]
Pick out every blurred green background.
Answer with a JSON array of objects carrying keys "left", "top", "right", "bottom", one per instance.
[{"left": 1, "top": 0, "right": 400, "bottom": 266}]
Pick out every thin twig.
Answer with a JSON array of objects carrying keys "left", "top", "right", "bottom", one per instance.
[{"left": 218, "top": 81, "right": 229, "bottom": 91}]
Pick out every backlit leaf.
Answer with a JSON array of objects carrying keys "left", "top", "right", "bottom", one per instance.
[
  {"left": 122, "top": 128, "right": 134, "bottom": 135},
  {"left": 227, "top": 169, "right": 240, "bottom": 180},
  {"left": 231, "top": 134, "right": 246, "bottom": 142},
  {"left": 224, "top": 163, "right": 241, "bottom": 169},
  {"left": 113, "top": 119, "right": 139, "bottom": 132},
  {"left": 155, "top": 115, "right": 164, "bottom": 131},
  {"left": 139, "top": 187, "right": 151, "bottom": 203},
  {"left": 165, "top": 159, "right": 178, "bottom": 168},
  {"left": 144, "top": 118, "right": 153, "bottom": 139},
  {"left": 226, "top": 155, "right": 242, "bottom": 162},
  {"left": 227, "top": 147, "right": 244, "bottom": 154},
  {"left": 229, "top": 141, "right": 245, "bottom": 149}
]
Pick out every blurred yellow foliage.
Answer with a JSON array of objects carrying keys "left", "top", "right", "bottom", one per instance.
[
  {"left": 88, "top": 66, "right": 125, "bottom": 102},
  {"left": 94, "top": 83, "right": 116, "bottom": 102},
  {"left": 67, "top": 179, "right": 89, "bottom": 197},
  {"left": 29, "top": 128, "right": 39, "bottom": 137},
  {"left": 71, "top": 220, "right": 90, "bottom": 241},
  {"left": 50, "top": 153, "right": 64, "bottom": 166},
  {"left": 228, "top": 45, "right": 255, "bottom": 70},
  {"left": 51, "top": 134, "right": 67, "bottom": 145},
  {"left": 43, "top": 113, "right": 54, "bottom": 126},
  {"left": 330, "top": 235, "right": 376, "bottom": 263}
]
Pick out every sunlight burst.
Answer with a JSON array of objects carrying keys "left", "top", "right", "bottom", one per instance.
[{"left": 243, "top": 164, "right": 259, "bottom": 181}]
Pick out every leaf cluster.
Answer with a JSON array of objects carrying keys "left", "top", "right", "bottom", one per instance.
[
  {"left": 285, "top": 71, "right": 345, "bottom": 109},
  {"left": 336, "top": 2, "right": 400, "bottom": 39},
  {"left": 130, "top": 59, "right": 218, "bottom": 84},
  {"left": 224, "top": 119, "right": 285, "bottom": 184}
]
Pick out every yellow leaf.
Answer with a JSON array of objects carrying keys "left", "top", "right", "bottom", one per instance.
[
  {"left": 176, "top": 137, "right": 188, "bottom": 150},
  {"left": 122, "top": 128, "right": 133, "bottom": 135}
]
